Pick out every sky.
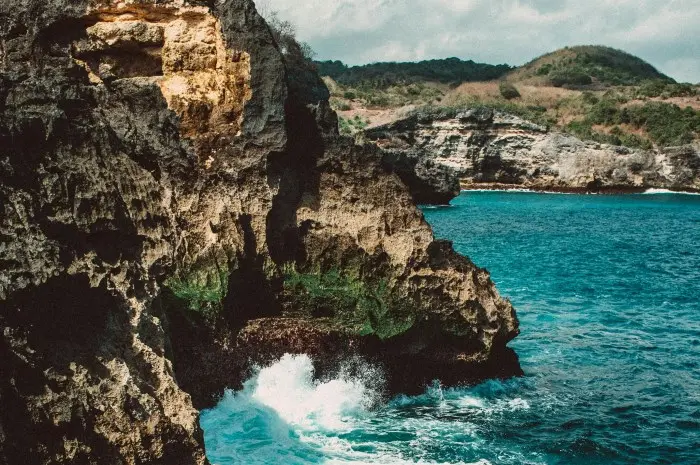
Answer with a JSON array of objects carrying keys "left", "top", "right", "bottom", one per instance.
[{"left": 256, "top": 0, "right": 700, "bottom": 83}]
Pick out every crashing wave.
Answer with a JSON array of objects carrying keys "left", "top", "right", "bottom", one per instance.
[{"left": 201, "top": 354, "right": 543, "bottom": 465}]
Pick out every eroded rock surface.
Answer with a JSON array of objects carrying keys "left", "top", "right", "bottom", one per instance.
[
  {"left": 0, "top": 1, "right": 519, "bottom": 463},
  {"left": 368, "top": 107, "right": 700, "bottom": 196},
  {"left": 73, "top": 4, "right": 254, "bottom": 140}
]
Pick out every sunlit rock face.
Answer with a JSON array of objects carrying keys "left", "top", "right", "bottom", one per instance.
[
  {"left": 73, "top": 3, "right": 253, "bottom": 142},
  {"left": 368, "top": 107, "right": 700, "bottom": 194},
  {"left": 0, "top": 1, "right": 519, "bottom": 463}
]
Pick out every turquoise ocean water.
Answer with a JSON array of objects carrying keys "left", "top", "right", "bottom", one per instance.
[{"left": 201, "top": 191, "right": 700, "bottom": 465}]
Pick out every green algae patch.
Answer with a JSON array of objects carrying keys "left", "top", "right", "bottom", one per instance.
[
  {"left": 282, "top": 267, "right": 415, "bottom": 340},
  {"left": 165, "top": 267, "right": 229, "bottom": 315}
]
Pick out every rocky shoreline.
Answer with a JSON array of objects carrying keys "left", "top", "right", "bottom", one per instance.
[
  {"left": 369, "top": 107, "right": 700, "bottom": 204},
  {"left": 460, "top": 183, "right": 700, "bottom": 195}
]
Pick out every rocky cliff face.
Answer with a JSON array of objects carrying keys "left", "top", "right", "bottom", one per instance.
[
  {"left": 0, "top": 1, "right": 519, "bottom": 463},
  {"left": 368, "top": 107, "right": 700, "bottom": 196}
]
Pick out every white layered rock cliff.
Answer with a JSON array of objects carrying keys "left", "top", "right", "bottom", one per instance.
[{"left": 368, "top": 107, "right": 700, "bottom": 196}]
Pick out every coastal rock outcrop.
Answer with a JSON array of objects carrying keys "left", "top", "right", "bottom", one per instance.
[
  {"left": 0, "top": 1, "right": 519, "bottom": 463},
  {"left": 380, "top": 148, "right": 461, "bottom": 204},
  {"left": 367, "top": 107, "right": 700, "bottom": 195}
]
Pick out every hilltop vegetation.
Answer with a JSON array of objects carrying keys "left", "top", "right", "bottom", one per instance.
[
  {"left": 508, "top": 45, "right": 673, "bottom": 87},
  {"left": 316, "top": 58, "right": 512, "bottom": 87},
  {"left": 321, "top": 46, "right": 700, "bottom": 148}
]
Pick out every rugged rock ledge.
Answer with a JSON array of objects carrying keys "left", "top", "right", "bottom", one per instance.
[
  {"left": 0, "top": 1, "right": 519, "bottom": 463},
  {"left": 367, "top": 107, "right": 700, "bottom": 200}
]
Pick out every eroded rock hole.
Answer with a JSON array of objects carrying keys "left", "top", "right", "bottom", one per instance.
[
  {"left": 78, "top": 49, "right": 164, "bottom": 79},
  {"left": 73, "top": 20, "right": 165, "bottom": 79}
]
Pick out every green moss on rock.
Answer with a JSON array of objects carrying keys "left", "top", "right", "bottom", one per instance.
[
  {"left": 165, "top": 267, "right": 229, "bottom": 314},
  {"left": 283, "top": 266, "right": 415, "bottom": 339}
]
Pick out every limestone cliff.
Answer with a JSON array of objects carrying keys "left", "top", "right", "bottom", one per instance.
[
  {"left": 0, "top": 1, "right": 519, "bottom": 463},
  {"left": 368, "top": 107, "right": 700, "bottom": 197}
]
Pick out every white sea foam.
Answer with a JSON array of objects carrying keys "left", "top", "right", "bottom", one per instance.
[
  {"left": 456, "top": 395, "right": 530, "bottom": 414},
  {"left": 462, "top": 188, "right": 536, "bottom": 193},
  {"left": 504, "top": 397, "right": 531, "bottom": 411},
  {"left": 203, "top": 355, "right": 539, "bottom": 465},
  {"left": 463, "top": 187, "right": 700, "bottom": 196},
  {"left": 642, "top": 188, "right": 700, "bottom": 195},
  {"left": 461, "top": 188, "right": 575, "bottom": 194},
  {"left": 244, "top": 355, "right": 493, "bottom": 465},
  {"left": 324, "top": 460, "right": 493, "bottom": 465},
  {"left": 251, "top": 354, "right": 378, "bottom": 431},
  {"left": 458, "top": 395, "right": 486, "bottom": 409}
]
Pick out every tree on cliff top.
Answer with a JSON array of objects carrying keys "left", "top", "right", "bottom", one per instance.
[
  {"left": 259, "top": 8, "right": 328, "bottom": 104},
  {"left": 260, "top": 9, "right": 316, "bottom": 63}
]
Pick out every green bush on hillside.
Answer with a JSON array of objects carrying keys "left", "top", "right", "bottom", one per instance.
[
  {"left": 549, "top": 70, "right": 593, "bottom": 87},
  {"left": 588, "top": 98, "right": 620, "bottom": 125},
  {"left": 415, "top": 100, "right": 555, "bottom": 128},
  {"left": 581, "top": 91, "right": 600, "bottom": 105},
  {"left": 637, "top": 80, "right": 697, "bottom": 98},
  {"left": 338, "top": 115, "right": 370, "bottom": 135},
  {"left": 499, "top": 81, "right": 521, "bottom": 100},
  {"left": 618, "top": 132, "right": 654, "bottom": 150},
  {"left": 638, "top": 80, "right": 668, "bottom": 98},
  {"left": 329, "top": 80, "right": 445, "bottom": 109},
  {"left": 565, "top": 120, "right": 653, "bottom": 149},
  {"left": 338, "top": 117, "right": 352, "bottom": 135},
  {"left": 570, "top": 98, "right": 700, "bottom": 147},
  {"left": 536, "top": 64, "right": 553, "bottom": 76},
  {"left": 625, "top": 102, "right": 700, "bottom": 146},
  {"left": 667, "top": 83, "right": 696, "bottom": 97}
]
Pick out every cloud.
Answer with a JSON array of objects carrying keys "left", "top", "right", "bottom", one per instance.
[{"left": 259, "top": 0, "right": 700, "bottom": 82}]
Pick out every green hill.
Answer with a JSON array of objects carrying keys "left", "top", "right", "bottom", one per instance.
[
  {"left": 508, "top": 45, "right": 674, "bottom": 87},
  {"left": 321, "top": 46, "right": 698, "bottom": 148},
  {"left": 315, "top": 58, "right": 512, "bottom": 88}
]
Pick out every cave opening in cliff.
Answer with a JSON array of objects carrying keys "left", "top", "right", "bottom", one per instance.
[{"left": 0, "top": 274, "right": 125, "bottom": 365}]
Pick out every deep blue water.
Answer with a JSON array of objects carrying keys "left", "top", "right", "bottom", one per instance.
[{"left": 201, "top": 192, "right": 700, "bottom": 465}]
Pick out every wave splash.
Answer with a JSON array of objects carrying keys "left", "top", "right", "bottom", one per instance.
[
  {"left": 200, "top": 354, "right": 516, "bottom": 465},
  {"left": 251, "top": 354, "right": 380, "bottom": 431}
]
